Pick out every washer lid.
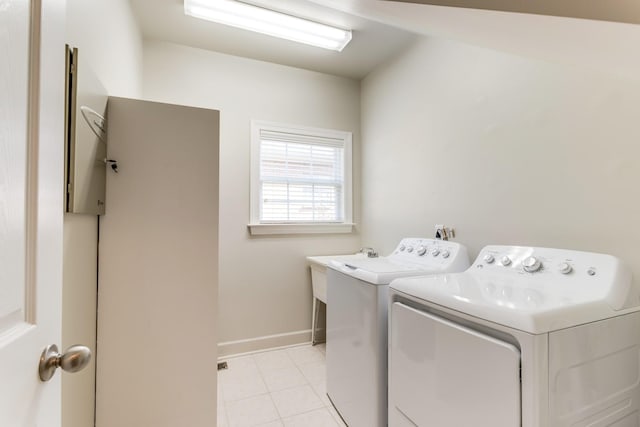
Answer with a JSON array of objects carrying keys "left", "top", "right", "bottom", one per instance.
[
  {"left": 327, "top": 237, "right": 471, "bottom": 285},
  {"left": 306, "top": 253, "right": 366, "bottom": 269},
  {"left": 390, "top": 245, "right": 640, "bottom": 334},
  {"left": 329, "top": 258, "right": 431, "bottom": 285}
]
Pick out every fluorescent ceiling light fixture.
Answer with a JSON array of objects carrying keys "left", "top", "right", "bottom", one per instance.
[{"left": 184, "top": 0, "right": 352, "bottom": 52}]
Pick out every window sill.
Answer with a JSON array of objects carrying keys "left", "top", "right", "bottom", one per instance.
[{"left": 248, "top": 223, "right": 355, "bottom": 236}]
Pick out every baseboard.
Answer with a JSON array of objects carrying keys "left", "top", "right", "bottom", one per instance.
[{"left": 217, "top": 329, "right": 312, "bottom": 358}]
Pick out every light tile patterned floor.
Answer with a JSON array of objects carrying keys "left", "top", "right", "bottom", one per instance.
[{"left": 218, "top": 344, "right": 346, "bottom": 427}]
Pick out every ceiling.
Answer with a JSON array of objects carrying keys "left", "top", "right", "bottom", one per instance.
[
  {"left": 385, "top": 0, "right": 640, "bottom": 25},
  {"left": 129, "top": 0, "right": 418, "bottom": 79},
  {"left": 130, "top": 0, "right": 640, "bottom": 81},
  {"left": 308, "top": 0, "right": 640, "bottom": 80}
]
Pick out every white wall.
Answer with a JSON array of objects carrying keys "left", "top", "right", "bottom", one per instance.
[
  {"left": 63, "top": 2, "right": 142, "bottom": 427},
  {"left": 361, "top": 37, "right": 640, "bottom": 276},
  {"left": 66, "top": 0, "right": 143, "bottom": 97},
  {"left": 142, "top": 40, "right": 362, "bottom": 355}
]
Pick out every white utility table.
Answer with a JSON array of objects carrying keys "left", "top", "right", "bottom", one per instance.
[{"left": 306, "top": 253, "right": 366, "bottom": 345}]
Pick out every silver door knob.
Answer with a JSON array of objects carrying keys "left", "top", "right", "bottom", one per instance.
[{"left": 39, "top": 344, "right": 92, "bottom": 382}]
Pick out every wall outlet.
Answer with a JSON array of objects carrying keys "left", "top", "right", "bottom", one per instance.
[{"left": 434, "top": 224, "right": 455, "bottom": 240}]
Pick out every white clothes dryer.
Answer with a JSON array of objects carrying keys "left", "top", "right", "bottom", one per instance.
[
  {"left": 389, "top": 245, "right": 640, "bottom": 427},
  {"left": 326, "top": 238, "right": 470, "bottom": 427}
]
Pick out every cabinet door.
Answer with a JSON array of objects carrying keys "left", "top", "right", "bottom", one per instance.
[
  {"left": 389, "top": 302, "right": 521, "bottom": 427},
  {"left": 96, "top": 98, "right": 219, "bottom": 427}
]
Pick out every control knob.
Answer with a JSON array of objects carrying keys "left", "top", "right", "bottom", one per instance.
[
  {"left": 407, "top": 247, "right": 414, "bottom": 253},
  {"left": 483, "top": 254, "right": 495, "bottom": 264},
  {"left": 558, "top": 262, "right": 572, "bottom": 274},
  {"left": 399, "top": 245, "right": 406, "bottom": 252},
  {"left": 501, "top": 256, "right": 512, "bottom": 266},
  {"left": 431, "top": 248, "right": 440, "bottom": 257},
  {"left": 441, "top": 250, "right": 450, "bottom": 259},
  {"left": 417, "top": 246, "right": 427, "bottom": 256},
  {"left": 523, "top": 256, "right": 542, "bottom": 273}
]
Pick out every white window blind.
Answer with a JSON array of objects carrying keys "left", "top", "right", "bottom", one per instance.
[{"left": 259, "top": 129, "right": 345, "bottom": 223}]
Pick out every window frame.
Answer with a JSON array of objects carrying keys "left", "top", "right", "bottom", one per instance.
[{"left": 248, "top": 120, "right": 354, "bottom": 235}]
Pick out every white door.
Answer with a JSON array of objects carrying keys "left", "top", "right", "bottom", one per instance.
[
  {"left": 0, "top": 1, "right": 66, "bottom": 426},
  {"left": 389, "top": 302, "right": 521, "bottom": 427}
]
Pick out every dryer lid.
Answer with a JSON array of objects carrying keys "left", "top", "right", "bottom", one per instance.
[{"left": 390, "top": 245, "right": 640, "bottom": 334}]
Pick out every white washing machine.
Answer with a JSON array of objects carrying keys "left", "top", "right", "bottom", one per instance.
[
  {"left": 388, "top": 245, "right": 640, "bottom": 427},
  {"left": 326, "top": 238, "right": 470, "bottom": 427}
]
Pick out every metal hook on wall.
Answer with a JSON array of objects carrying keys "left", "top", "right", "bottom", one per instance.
[{"left": 104, "top": 159, "right": 119, "bottom": 173}]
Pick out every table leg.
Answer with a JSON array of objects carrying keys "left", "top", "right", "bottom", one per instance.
[{"left": 312, "top": 297, "right": 318, "bottom": 345}]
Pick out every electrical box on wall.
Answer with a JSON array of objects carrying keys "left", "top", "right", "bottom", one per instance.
[
  {"left": 64, "top": 45, "right": 109, "bottom": 215},
  {"left": 435, "top": 224, "right": 455, "bottom": 240}
]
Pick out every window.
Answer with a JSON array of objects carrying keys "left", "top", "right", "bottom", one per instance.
[{"left": 249, "top": 120, "right": 353, "bottom": 235}]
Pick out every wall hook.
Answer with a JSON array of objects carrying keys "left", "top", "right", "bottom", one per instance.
[{"left": 104, "top": 159, "right": 119, "bottom": 173}]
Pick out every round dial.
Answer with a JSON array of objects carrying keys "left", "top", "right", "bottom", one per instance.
[
  {"left": 441, "top": 250, "right": 450, "bottom": 259},
  {"left": 558, "top": 262, "right": 572, "bottom": 274},
  {"left": 501, "top": 256, "right": 512, "bottom": 266},
  {"left": 483, "top": 254, "right": 495, "bottom": 264},
  {"left": 431, "top": 248, "right": 440, "bottom": 257},
  {"left": 417, "top": 246, "right": 427, "bottom": 256},
  {"left": 399, "top": 245, "right": 406, "bottom": 252},
  {"left": 407, "top": 246, "right": 414, "bottom": 253},
  {"left": 523, "top": 256, "right": 542, "bottom": 273}
]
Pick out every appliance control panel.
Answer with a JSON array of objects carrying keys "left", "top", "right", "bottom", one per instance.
[
  {"left": 475, "top": 246, "right": 611, "bottom": 276},
  {"left": 471, "top": 245, "right": 638, "bottom": 311},
  {"left": 391, "top": 245, "right": 640, "bottom": 333},
  {"left": 390, "top": 238, "right": 469, "bottom": 269}
]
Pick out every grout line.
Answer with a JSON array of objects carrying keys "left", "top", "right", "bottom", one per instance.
[
  {"left": 219, "top": 344, "right": 328, "bottom": 426},
  {"left": 279, "top": 406, "right": 336, "bottom": 425},
  {"left": 310, "top": 384, "right": 329, "bottom": 408},
  {"left": 217, "top": 381, "right": 230, "bottom": 427},
  {"left": 267, "top": 387, "right": 285, "bottom": 421},
  {"left": 220, "top": 399, "right": 230, "bottom": 427},
  {"left": 254, "top": 349, "right": 296, "bottom": 377}
]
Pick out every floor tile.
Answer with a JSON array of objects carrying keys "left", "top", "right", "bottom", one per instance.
[
  {"left": 255, "top": 422, "right": 284, "bottom": 427},
  {"left": 254, "top": 349, "right": 296, "bottom": 372},
  {"left": 262, "top": 366, "right": 308, "bottom": 392},
  {"left": 217, "top": 399, "right": 228, "bottom": 427},
  {"left": 221, "top": 355, "right": 259, "bottom": 372},
  {"left": 270, "top": 384, "right": 325, "bottom": 418},
  {"left": 297, "top": 361, "right": 325, "bottom": 384},
  {"left": 327, "top": 406, "right": 347, "bottom": 427},
  {"left": 217, "top": 345, "right": 338, "bottom": 426},
  {"left": 222, "top": 371, "right": 269, "bottom": 402},
  {"left": 226, "top": 394, "right": 280, "bottom": 427},
  {"left": 310, "top": 380, "right": 331, "bottom": 407},
  {"left": 287, "top": 346, "right": 324, "bottom": 366},
  {"left": 220, "top": 361, "right": 262, "bottom": 386},
  {"left": 282, "top": 408, "right": 338, "bottom": 427},
  {"left": 218, "top": 381, "right": 226, "bottom": 404}
]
